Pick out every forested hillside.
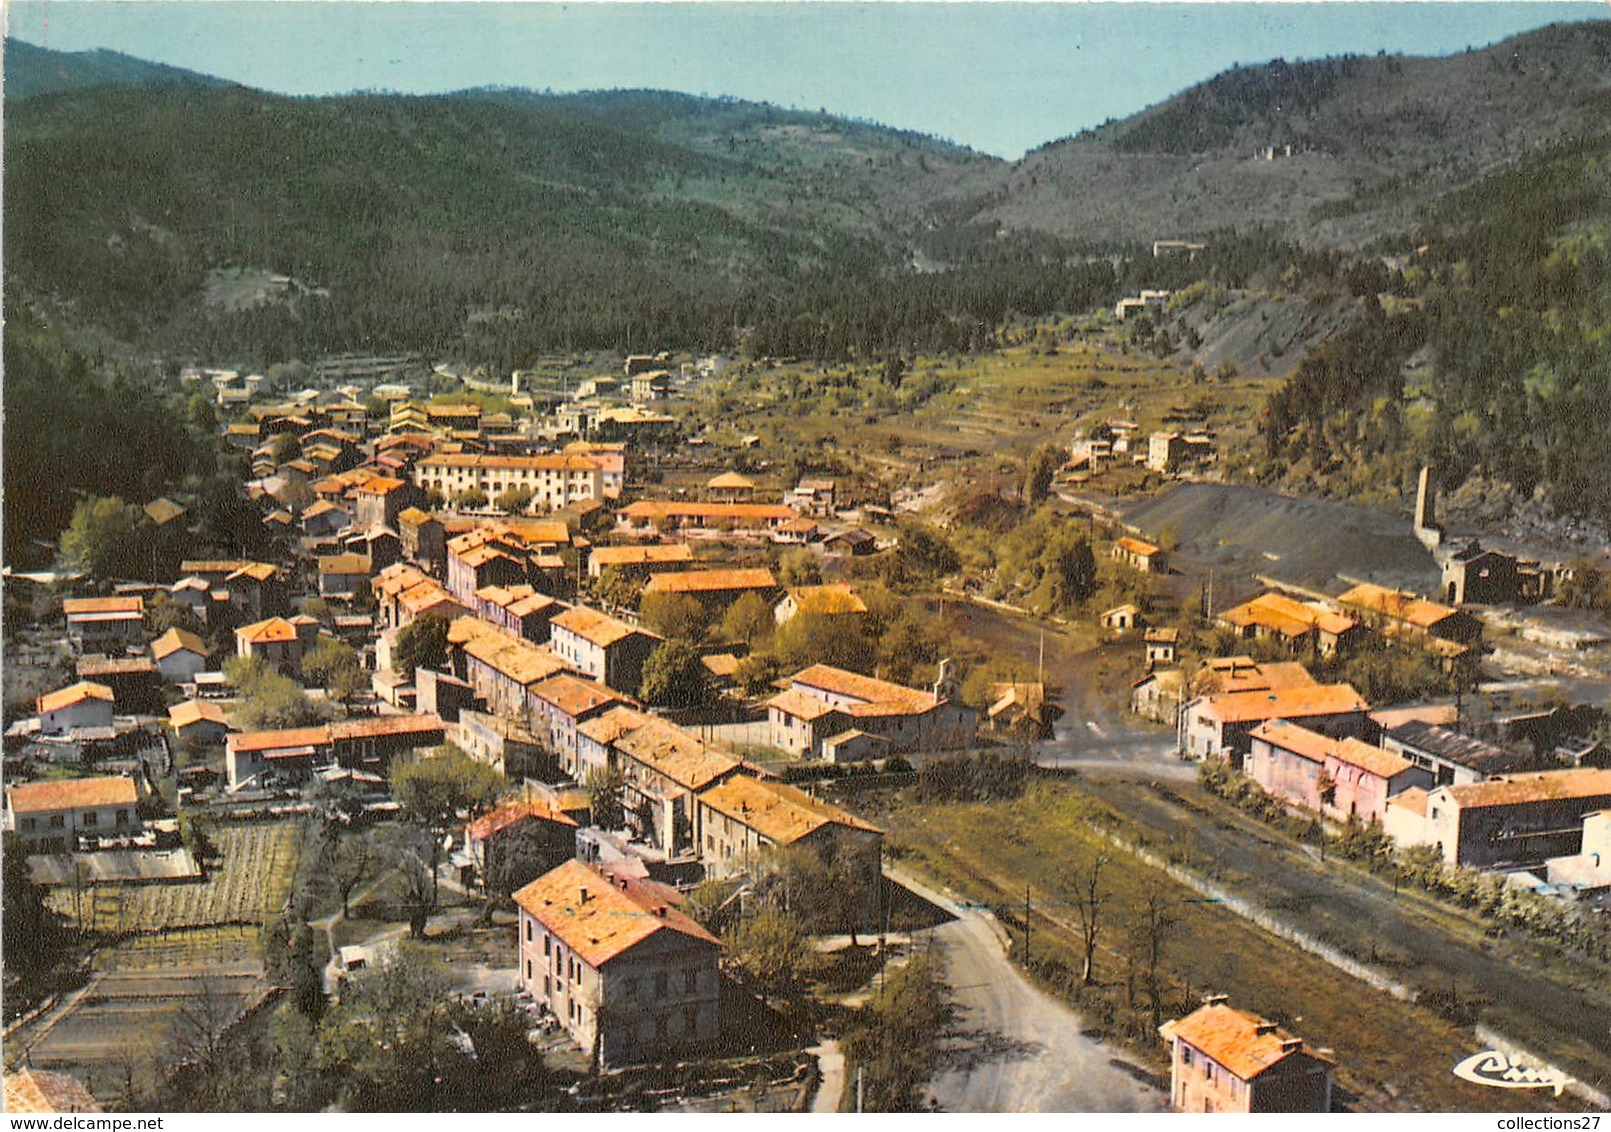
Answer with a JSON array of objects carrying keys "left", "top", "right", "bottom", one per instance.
[
  {"left": 1256, "top": 136, "right": 1611, "bottom": 525},
  {"left": 5, "top": 69, "right": 1055, "bottom": 365}
]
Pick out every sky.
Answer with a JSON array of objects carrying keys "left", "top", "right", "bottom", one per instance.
[{"left": 6, "top": 2, "right": 1607, "bottom": 158}]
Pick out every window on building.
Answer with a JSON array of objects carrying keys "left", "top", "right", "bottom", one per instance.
[
  {"left": 83, "top": 812, "right": 98, "bottom": 827},
  {"left": 48, "top": 815, "right": 64, "bottom": 829},
  {"left": 544, "top": 934, "right": 551, "bottom": 956},
  {"left": 526, "top": 921, "right": 533, "bottom": 943},
  {"left": 115, "top": 809, "right": 129, "bottom": 827},
  {"left": 655, "top": 972, "right": 669, "bottom": 999},
  {"left": 526, "top": 960, "right": 532, "bottom": 980},
  {"left": 21, "top": 818, "right": 35, "bottom": 831},
  {"left": 685, "top": 969, "right": 699, "bottom": 994}
]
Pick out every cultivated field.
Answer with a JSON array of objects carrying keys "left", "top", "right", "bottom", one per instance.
[{"left": 48, "top": 820, "right": 301, "bottom": 937}]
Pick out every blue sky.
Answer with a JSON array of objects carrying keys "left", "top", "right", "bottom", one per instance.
[{"left": 7, "top": 2, "right": 1606, "bottom": 157}]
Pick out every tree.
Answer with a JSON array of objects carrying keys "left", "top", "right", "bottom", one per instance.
[
  {"left": 1023, "top": 441, "right": 1064, "bottom": 505},
  {"left": 1038, "top": 530, "right": 1097, "bottom": 613},
  {"left": 59, "top": 494, "right": 147, "bottom": 578},
  {"left": 146, "top": 592, "right": 205, "bottom": 638},
  {"left": 591, "top": 565, "right": 641, "bottom": 611},
  {"left": 840, "top": 951, "right": 952, "bottom": 1111},
  {"left": 393, "top": 845, "right": 437, "bottom": 940},
  {"left": 777, "top": 546, "right": 822, "bottom": 586},
  {"left": 881, "top": 354, "right": 906, "bottom": 390},
  {"left": 301, "top": 636, "right": 365, "bottom": 701},
  {"left": 494, "top": 486, "right": 534, "bottom": 514},
  {"left": 392, "top": 746, "right": 502, "bottom": 906},
  {"left": 226, "top": 654, "right": 330, "bottom": 731},
  {"left": 452, "top": 486, "right": 488, "bottom": 510},
  {"left": 3, "top": 831, "right": 62, "bottom": 975},
  {"left": 719, "top": 590, "right": 774, "bottom": 646},
  {"left": 1071, "top": 852, "right": 1110, "bottom": 986},
  {"left": 584, "top": 765, "right": 625, "bottom": 830},
  {"left": 334, "top": 831, "right": 373, "bottom": 919},
  {"left": 392, "top": 613, "right": 451, "bottom": 679},
  {"left": 187, "top": 391, "right": 218, "bottom": 433},
  {"left": 639, "top": 591, "right": 709, "bottom": 642},
  {"left": 776, "top": 611, "right": 875, "bottom": 673},
  {"left": 639, "top": 639, "right": 713, "bottom": 709},
  {"left": 725, "top": 904, "right": 812, "bottom": 1005},
  {"left": 1128, "top": 878, "right": 1177, "bottom": 1031},
  {"left": 317, "top": 940, "right": 455, "bottom": 1107}
]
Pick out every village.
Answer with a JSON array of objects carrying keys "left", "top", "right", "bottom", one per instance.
[{"left": 4, "top": 335, "right": 1610, "bottom": 1116}]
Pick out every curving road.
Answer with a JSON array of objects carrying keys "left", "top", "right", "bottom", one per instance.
[{"left": 889, "top": 866, "right": 1167, "bottom": 1114}]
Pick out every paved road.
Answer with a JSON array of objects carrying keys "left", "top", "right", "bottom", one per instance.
[{"left": 888, "top": 867, "right": 1166, "bottom": 1114}]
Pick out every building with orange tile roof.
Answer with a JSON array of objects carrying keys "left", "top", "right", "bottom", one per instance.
[
  {"left": 456, "top": 624, "right": 570, "bottom": 718},
  {"left": 168, "top": 699, "right": 233, "bottom": 745},
  {"left": 550, "top": 605, "right": 661, "bottom": 695},
  {"left": 224, "top": 714, "right": 444, "bottom": 791},
  {"left": 773, "top": 583, "right": 868, "bottom": 625},
  {"left": 1112, "top": 535, "right": 1167, "bottom": 573},
  {"left": 1216, "top": 592, "right": 1361, "bottom": 657},
  {"left": 587, "top": 543, "right": 696, "bottom": 580},
  {"left": 616, "top": 500, "right": 797, "bottom": 534},
  {"left": 526, "top": 674, "right": 630, "bottom": 775},
  {"left": 471, "top": 584, "right": 561, "bottom": 643},
  {"left": 5, "top": 775, "right": 140, "bottom": 854},
  {"left": 150, "top": 627, "right": 211, "bottom": 683},
  {"left": 1159, "top": 997, "right": 1334, "bottom": 1112},
  {"left": 463, "top": 799, "right": 577, "bottom": 895},
  {"left": 768, "top": 661, "right": 976, "bottom": 760},
  {"left": 705, "top": 471, "right": 756, "bottom": 502},
  {"left": 696, "top": 775, "right": 884, "bottom": 920},
  {"left": 415, "top": 452, "right": 604, "bottom": 512},
  {"left": 1245, "top": 720, "right": 1431, "bottom": 825},
  {"left": 609, "top": 718, "right": 742, "bottom": 855},
  {"left": 1338, "top": 582, "right": 1483, "bottom": 646},
  {"left": 61, "top": 595, "right": 145, "bottom": 645},
  {"left": 641, "top": 567, "right": 779, "bottom": 610},
  {"left": 235, "top": 616, "right": 315, "bottom": 670},
  {"left": 514, "top": 859, "right": 721, "bottom": 1066},
  {"left": 1179, "top": 683, "right": 1371, "bottom": 768},
  {"left": 35, "top": 682, "right": 116, "bottom": 735},
  {"left": 1389, "top": 768, "right": 1611, "bottom": 869},
  {"left": 4, "top": 1068, "right": 102, "bottom": 1113}
]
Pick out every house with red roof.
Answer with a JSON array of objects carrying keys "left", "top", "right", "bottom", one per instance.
[
  {"left": 1159, "top": 996, "right": 1334, "bottom": 1112},
  {"left": 5, "top": 775, "right": 141, "bottom": 854},
  {"left": 35, "top": 682, "right": 115, "bottom": 736},
  {"left": 1178, "top": 683, "right": 1372, "bottom": 769},
  {"left": 1245, "top": 720, "right": 1432, "bottom": 825},
  {"left": 514, "top": 859, "right": 721, "bottom": 1066},
  {"left": 463, "top": 799, "right": 578, "bottom": 896}
]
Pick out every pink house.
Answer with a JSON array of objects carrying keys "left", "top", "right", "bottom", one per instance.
[{"left": 1246, "top": 720, "right": 1431, "bottom": 825}]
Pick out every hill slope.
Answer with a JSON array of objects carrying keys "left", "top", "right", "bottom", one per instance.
[
  {"left": 982, "top": 20, "right": 1611, "bottom": 247},
  {"left": 3, "top": 38, "right": 230, "bottom": 99}
]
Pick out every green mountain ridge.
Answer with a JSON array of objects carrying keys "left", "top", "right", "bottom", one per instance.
[{"left": 3, "top": 38, "right": 231, "bottom": 99}]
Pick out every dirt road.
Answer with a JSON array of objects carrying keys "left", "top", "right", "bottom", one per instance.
[{"left": 888, "top": 866, "right": 1165, "bottom": 1113}]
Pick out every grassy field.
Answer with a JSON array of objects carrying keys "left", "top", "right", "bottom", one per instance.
[
  {"left": 875, "top": 780, "right": 1593, "bottom": 1114},
  {"left": 49, "top": 821, "right": 302, "bottom": 940}
]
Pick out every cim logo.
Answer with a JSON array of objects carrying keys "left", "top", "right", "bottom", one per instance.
[{"left": 1453, "top": 1050, "right": 1575, "bottom": 1096}]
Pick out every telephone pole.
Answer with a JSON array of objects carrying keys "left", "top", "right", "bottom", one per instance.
[{"left": 1024, "top": 882, "right": 1032, "bottom": 966}]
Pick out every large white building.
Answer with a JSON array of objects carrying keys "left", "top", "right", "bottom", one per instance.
[{"left": 413, "top": 453, "right": 604, "bottom": 510}]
